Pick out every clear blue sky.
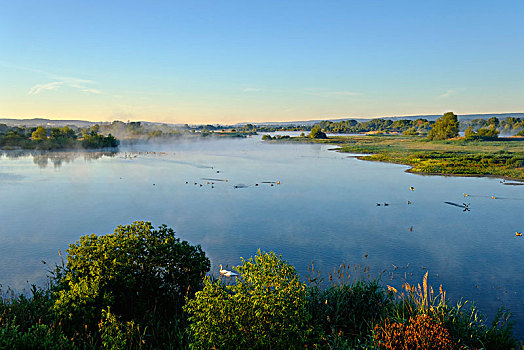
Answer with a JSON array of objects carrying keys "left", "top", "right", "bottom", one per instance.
[{"left": 1, "top": 0, "right": 523, "bottom": 124}]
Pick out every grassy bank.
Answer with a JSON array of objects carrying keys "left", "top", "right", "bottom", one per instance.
[
  {"left": 280, "top": 135, "right": 524, "bottom": 181},
  {"left": 0, "top": 222, "right": 521, "bottom": 349}
]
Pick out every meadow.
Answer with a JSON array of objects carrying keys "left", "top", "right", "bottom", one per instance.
[{"left": 283, "top": 135, "right": 524, "bottom": 181}]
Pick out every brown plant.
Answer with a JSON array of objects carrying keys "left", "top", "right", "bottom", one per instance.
[{"left": 374, "top": 314, "right": 454, "bottom": 350}]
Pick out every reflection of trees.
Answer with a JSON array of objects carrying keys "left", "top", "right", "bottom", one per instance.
[{"left": 0, "top": 150, "right": 117, "bottom": 169}]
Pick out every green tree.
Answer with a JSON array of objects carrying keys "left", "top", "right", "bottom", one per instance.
[
  {"left": 31, "top": 126, "right": 47, "bottom": 140},
  {"left": 185, "top": 250, "right": 310, "bottom": 349},
  {"left": 309, "top": 125, "right": 327, "bottom": 139},
  {"left": 402, "top": 127, "right": 419, "bottom": 136},
  {"left": 464, "top": 125, "right": 476, "bottom": 139},
  {"left": 476, "top": 125, "right": 500, "bottom": 140},
  {"left": 487, "top": 117, "right": 500, "bottom": 128},
  {"left": 53, "top": 221, "right": 210, "bottom": 347},
  {"left": 427, "top": 112, "right": 459, "bottom": 140}
]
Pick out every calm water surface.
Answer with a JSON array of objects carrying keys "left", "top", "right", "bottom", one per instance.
[{"left": 0, "top": 135, "right": 523, "bottom": 338}]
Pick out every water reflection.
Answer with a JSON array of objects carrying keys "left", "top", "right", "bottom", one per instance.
[
  {"left": 0, "top": 150, "right": 117, "bottom": 169},
  {"left": 0, "top": 138, "right": 522, "bottom": 338}
]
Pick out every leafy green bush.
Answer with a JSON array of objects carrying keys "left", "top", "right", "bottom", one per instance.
[
  {"left": 52, "top": 221, "right": 210, "bottom": 347},
  {"left": 0, "top": 285, "right": 72, "bottom": 349},
  {"left": 0, "top": 322, "right": 72, "bottom": 350},
  {"left": 427, "top": 112, "right": 459, "bottom": 140},
  {"left": 310, "top": 125, "right": 328, "bottom": 139},
  {"left": 185, "top": 250, "right": 311, "bottom": 349}
]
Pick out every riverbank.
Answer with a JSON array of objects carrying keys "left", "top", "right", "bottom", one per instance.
[
  {"left": 273, "top": 134, "right": 524, "bottom": 181},
  {"left": 1, "top": 223, "right": 520, "bottom": 349}
]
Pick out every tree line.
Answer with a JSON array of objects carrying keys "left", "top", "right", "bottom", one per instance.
[
  {"left": 0, "top": 124, "right": 119, "bottom": 150},
  {"left": 308, "top": 113, "right": 524, "bottom": 140}
]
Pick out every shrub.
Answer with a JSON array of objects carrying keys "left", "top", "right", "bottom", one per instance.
[
  {"left": 387, "top": 272, "right": 518, "bottom": 349},
  {"left": 374, "top": 314, "right": 454, "bottom": 350},
  {"left": 427, "top": 112, "right": 459, "bottom": 140},
  {"left": 185, "top": 250, "right": 310, "bottom": 349},
  {"left": 310, "top": 125, "right": 328, "bottom": 139},
  {"left": 52, "top": 221, "right": 210, "bottom": 347}
]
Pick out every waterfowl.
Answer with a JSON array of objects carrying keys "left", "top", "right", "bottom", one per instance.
[
  {"left": 376, "top": 203, "right": 381, "bottom": 206},
  {"left": 516, "top": 232, "right": 522, "bottom": 237},
  {"left": 219, "top": 265, "right": 238, "bottom": 277},
  {"left": 409, "top": 187, "right": 415, "bottom": 191},
  {"left": 384, "top": 202, "right": 389, "bottom": 206}
]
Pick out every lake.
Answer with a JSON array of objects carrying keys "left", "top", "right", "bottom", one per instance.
[{"left": 0, "top": 134, "right": 523, "bottom": 338}]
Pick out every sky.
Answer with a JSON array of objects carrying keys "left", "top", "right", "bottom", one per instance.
[{"left": 1, "top": 1, "right": 524, "bottom": 124}]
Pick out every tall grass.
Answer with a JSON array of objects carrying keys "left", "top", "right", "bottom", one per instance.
[
  {"left": 1, "top": 258, "right": 520, "bottom": 349},
  {"left": 381, "top": 271, "right": 519, "bottom": 350}
]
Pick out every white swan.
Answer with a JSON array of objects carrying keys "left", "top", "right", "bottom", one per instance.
[{"left": 219, "top": 264, "right": 239, "bottom": 277}]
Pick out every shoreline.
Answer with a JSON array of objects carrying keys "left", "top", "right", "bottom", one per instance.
[{"left": 348, "top": 153, "right": 524, "bottom": 183}]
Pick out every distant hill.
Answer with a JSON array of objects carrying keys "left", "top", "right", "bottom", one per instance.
[
  {"left": 241, "top": 112, "right": 524, "bottom": 127},
  {"left": 2, "top": 112, "right": 523, "bottom": 128},
  {"left": 0, "top": 118, "right": 185, "bottom": 128},
  {"left": 0, "top": 118, "right": 97, "bottom": 128}
]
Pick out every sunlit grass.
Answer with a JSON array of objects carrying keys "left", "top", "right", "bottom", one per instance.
[{"left": 284, "top": 135, "right": 524, "bottom": 180}]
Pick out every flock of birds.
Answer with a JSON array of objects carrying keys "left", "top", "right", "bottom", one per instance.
[
  {"left": 375, "top": 186, "right": 521, "bottom": 237},
  {"left": 185, "top": 177, "right": 281, "bottom": 189}
]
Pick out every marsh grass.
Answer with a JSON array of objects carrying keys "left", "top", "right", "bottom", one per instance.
[
  {"left": 382, "top": 271, "right": 519, "bottom": 350},
  {"left": 1, "top": 253, "right": 520, "bottom": 349},
  {"left": 286, "top": 134, "right": 524, "bottom": 180},
  {"left": 305, "top": 262, "right": 394, "bottom": 348}
]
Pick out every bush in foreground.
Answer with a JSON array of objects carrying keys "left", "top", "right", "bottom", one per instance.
[
  {"left": 0, "top": 223, "right": 520, "bottom": 349},
  {"left": 185, "top": 250, "right": 311, "bottom": 349},
  {"left": 53, "top": 221, "right": 210, "bottom": 348}
]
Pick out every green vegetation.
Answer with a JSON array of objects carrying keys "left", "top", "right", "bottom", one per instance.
[
  {"left": 0, "top": 223, "right": 520, "bottom": 349},
  {"left": 334, "top": 136, "right": 524, "bottom": 180},
  {"left": 264, "top": 111, "right": 524, "bottom": 180},
  {"left": 316, "top": 117, "right": 432, "bottom": 135},
  {"left": 0, "top": 124, "right": 118, "bottom": 150},
  {"left": 261, "top": 134, "right": 291, "bottom": 141},
  {"left": 426, "top": 112, "right": 459, "bottom": 140},
  {"left": 1, "top": 222, "right": 209, "bottom": 349},
  {"left": 465, "top": 125, "right": 500, "bottom": 140},
  {"left": 305, "top": 114, "right": 523, "bottom": 137},
  {"left": 309, "top": 125, "right": 328, "bottom": 139},
  {"left": 185, "top": 251, "right": 310, "bottom": 349},
  {"left": 462, "top": 116, "right": 524, "bottom": 135}
]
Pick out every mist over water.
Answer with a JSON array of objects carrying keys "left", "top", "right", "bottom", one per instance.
[{"left": 0, "top": 134, "right": 523, "bottom": 338}]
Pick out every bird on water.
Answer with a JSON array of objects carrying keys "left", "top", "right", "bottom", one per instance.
[{"left": 219, "top": 264, "right": 239, "bottom": 277}]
